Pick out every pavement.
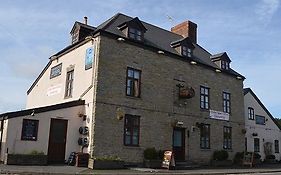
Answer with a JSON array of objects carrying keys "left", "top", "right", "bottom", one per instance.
[{"left": 2, "top": 164, "right": 281, "bottom": 175}]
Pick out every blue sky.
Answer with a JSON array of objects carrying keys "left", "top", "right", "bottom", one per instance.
[{"left": 0, "top": 0, "right": 281, "bottom": 117}]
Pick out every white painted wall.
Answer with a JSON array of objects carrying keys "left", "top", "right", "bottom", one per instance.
[
  {"left": 244, "top": 91, "right": 281, "bottom": 160},
  {"left": 0, "top": 105, "right": 85, "bottom": 162}
]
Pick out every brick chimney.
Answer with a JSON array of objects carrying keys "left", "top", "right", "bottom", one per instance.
[
  {"left": 84, "top": 16, "right": 88, "bottom": 25},
  {"left": 171, "top": 21, "right": 197, "bottom": 44}
]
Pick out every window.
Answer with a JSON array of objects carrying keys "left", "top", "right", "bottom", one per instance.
[
  {"left": 223, "top": 92, "right": 231, "bottom": 113},
  {"left": 221, "top": 60, "right": 229, "bottom": 70},
  {"left": 200, "top": 124, "right": 210, "bottom": 149},
  {"left": 65, "top": 70, "right": 74, "bottom": 98},
  {"left": 21, "top": 119, "right": 39, "bottom": 141},
  {"left": 254, "top": 138, "right": 260, "bottom": 152},
  {"left": 248, "top": 107, "right": 255, "bottom": 120},
  {"left": 182, "top": 46, "right": 192, "bottom": 58},
  {"left": 200, "top": 86, "right": 210, "bottom": 109},
  {"left": 223, "top": 126, "right": 232, "bottom": 149},
  {"left": 126, "top": 67, "right": 141, "bottom": 97},
  {"left": 128, "top": 28, "right": 142, "bottom": 41},
  {"left": 245, "top": 138, "right": 247, "bottom": 152},
  {"left": 255, "top": 115, "right": 265, "bottom": 125},
  {"left": 50, "top": 63, "right": 62, "bottom": 79},
  {"left": 124, "top": 115, "right": 140, "bottom": 146},
  {"left": 275, "top": 140, "right": 279, "bottom": 153}
]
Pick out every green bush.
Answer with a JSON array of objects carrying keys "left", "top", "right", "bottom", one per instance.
[
  {"left": 144, "top": 148, "right": 159, "bottom": 160},
  {"left": 266, "top": 154, "right": 276, "bottom": 160},
  {"left": 158, "top": 150, "right": 164, "bottom": 160},
  {"left": 213, "top": 150, "right": 229, "bottom": 161}
]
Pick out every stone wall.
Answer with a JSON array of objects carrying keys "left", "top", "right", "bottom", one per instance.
[{"left": 92, "top": 35, "right": 245, "bottom": 164}]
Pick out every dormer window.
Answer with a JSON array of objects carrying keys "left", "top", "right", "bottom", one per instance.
[
  {"left": 221, "top": 60, "right": 229, "bottom": 70},
  {"left": 182, "top": 46, "right": 192, "bottom": 58},
  {"left": 128, "top": 28, "right": 142, "bottom": 41}
]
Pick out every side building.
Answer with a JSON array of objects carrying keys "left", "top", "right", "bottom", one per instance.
[
  {"left": 244, "top": 88, "right": 281, "bottom": 161},
  {"left": 0, "top": 13, "right": 245, "bottom": 165}
]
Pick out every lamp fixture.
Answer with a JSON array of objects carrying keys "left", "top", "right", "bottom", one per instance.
[
  {"left": 190, "top": 61, "right": 197, "bottom": 65},
  {"left": 117, "top": 37, "right": 125, "bottom": 41},
  {"left": 215, "top": 69, "right": 221, "bottom": 73},
  {"left": 157, "top": 50, "right": 164, "bottom": 54},
  {"left": 236, "top": 76, "right": 242, "bottom": 80},
  {"left": 30, "top": 110, "right": 35, "bottom": 116}
]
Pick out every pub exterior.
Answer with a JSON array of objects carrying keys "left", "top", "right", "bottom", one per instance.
[{"left": 0, "top": 13, "right": 245, "bottom": 165}]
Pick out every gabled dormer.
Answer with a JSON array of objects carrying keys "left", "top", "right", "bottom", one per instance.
[
  {"left": 117, "top": 17, "right": 147, "bottom": 42},
  {"left": 210, "top": 52, "right": 232, "bottom": 70},
  {"left": 70, "top": 17, "right": 96, "bottom": 44},
  {"left": 171, "top": 37, "right": 195, "bottom": 58}
]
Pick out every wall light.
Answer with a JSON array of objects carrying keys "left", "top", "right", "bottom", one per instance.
[
  {"left": 157, "top": 50, "right": 164, "bottom": 54},
  {"left": 215, "top": 69, "right": 221, "bottom": 73},
  {"left": 117, "top": 37, "right": 125, "bottom": 42},
  {"left": 190, "top": 61, "right": 197, "bottom": 65}
]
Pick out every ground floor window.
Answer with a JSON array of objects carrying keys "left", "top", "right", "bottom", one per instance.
[
  {"left": 245, "top": 138, "right": 247, "bottom": 152},
  {"left": 21, "top": 119, "right": 39, "bottom": 141},
  {"left": 124, "top": 114, "right": 140, "bottom": 146},
  {"left": 223, "top": 126, "right": 232, "bottom": 149},
  {"left": 254, "top": 138, "right": 260, "bottom": 152},
  {"left": 200, "top": 124, "right": 210, "bottom": 149},
  {"left": 275, "top": 140, "right": 279, "bottom": 153}
]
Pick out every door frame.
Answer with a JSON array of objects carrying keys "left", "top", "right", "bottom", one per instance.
[
  {"left": 172, "top": 127, "right": 186, "bottom": 161},
  {"left": 47, "top": 118, "right": 68, "bottom": 164}
]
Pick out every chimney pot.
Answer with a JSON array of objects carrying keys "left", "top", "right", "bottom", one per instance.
[
  {"left": 171, "top": 20, "right": 197, "bottom": 44},
  {"left": 84, "top": 16, "right": 88, "bottom": 25}
]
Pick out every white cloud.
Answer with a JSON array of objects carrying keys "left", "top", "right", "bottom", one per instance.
[{"left": 255, "top": 0, "right": 279, "bottom": 23}]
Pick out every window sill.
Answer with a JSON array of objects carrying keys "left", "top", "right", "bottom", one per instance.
[
  {"left": 200, "top": 148, "right": 211, "bottom": 151},
  {"left": 200, "top": 109, "right": 209, "bottom": 112},
  {"left": 125, "top": 95, "right": 142, "bottom": 100},
  {"left": 123, "top": 145, "right": 141, "bottom": 149},
  {"left": 64, "top": 96, "right": 73, "bottom": 99}
]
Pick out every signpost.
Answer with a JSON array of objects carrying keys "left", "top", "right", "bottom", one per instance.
[{"left": 162, "top": 151, "right": 175, "bottom": 169}]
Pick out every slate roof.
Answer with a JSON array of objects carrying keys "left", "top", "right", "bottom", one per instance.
[
  {"left": 27, "top": 13, "right": 245, "bottom": 94},
  {"left": 0, "top": 100, "right": 85, "bottom": 120},
  {"left": 243, "top": 88, "right": 281, "bottom": 130}
]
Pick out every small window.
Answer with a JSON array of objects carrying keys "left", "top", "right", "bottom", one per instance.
[
  {"left": 200, "top": 86, "right": 210, "bottom": 109},
  {"left": 128, "top": 28, "right": 142, "bottom": 41},
  {"left": 248, "top": 107, "right": 255, "bottom": 120},
  {"left": 21, "top": 119, "right": 39, "bottom": 141},
  {"left": 223, "top": 126, "right": 232, "bottom": 150},
  {"left": 223, "top": 92, "right": 231, "bottom": 113},
  {"left": 50, "top": 63, "right": 62, "bottom": 79},
  {"left": 126, "top": 67, "right": 141, "bottom": 97},
  {"left": 254, "top": 138, "right": 260, "bottom": 152},
  {"left": 255, "top": 115, "right": 265, "bottom": 125},
  {"left": 200, "top": 124, "right": 210, "bottom": 149},
  {"left": 65, "top": 70, "right": 74, "bottom": 98},
  {"left": 275, "top": 140, "right": 279, "bottom": 153},
  {"left": 182, "top": 46, "right": 192, "bottom": 58},
  {"left": 124, "top": 115, "right": 140, "bottom": 146},
  {"left": 221, "top": 60, "right": 229, "bottom": 70}
]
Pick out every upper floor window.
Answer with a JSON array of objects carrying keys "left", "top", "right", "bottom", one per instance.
[
  {"left": 128, "top": 28, "right": 142, "bottom": 41},
  {"left": 275, "top": 140, "right": 279, "bottom": 153},
  {"left": 223, "top": 126, "right": 232, "bottom": 150},
  {"left": 223, "top": 92, "right": 231, "bottom": 113},
  {"left": 21, "top": 119, "right": 39, "bottom": 141},
  {"left": 248, "top": 107, "right": 255, "bottom": 120},
  {"left": 255, "top": 115, "right": 265, "bottom": 125},
  {"left": 50, "top": 63, "right": 62, "bottom": 79},
  {"left": 221, "top": 60, "right": 229, "bottom": 70},
  {"left": 65, "top": 70, "right": 74, "bottom": 98},
  {"left": 200, "top": 124, "right": 210, "bottom": 149},
  {"left": 200, "top": 86, "right": 209, "bottom": 109},
  {"left": 254, "top": 138, "right": 260, "bottom": 152},
  {"left": 182, "top": 46, "right": 192, "bottom": 58},
  {"left": 126, "top": 67, "right": 141, "bottom": 97},
  {"left": 124, "top": 114, "right": 140, "bottom": 146}
]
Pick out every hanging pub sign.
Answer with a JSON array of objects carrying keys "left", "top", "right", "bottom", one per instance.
[
  {"left": 162, "top": 151, "right": 175, "bottom": 169},
  {"left": 209, "top": 110, "right": 229, "bottom": 121},
  {"left": 85, "top": 46, "right": 94, "bottom": 70}
]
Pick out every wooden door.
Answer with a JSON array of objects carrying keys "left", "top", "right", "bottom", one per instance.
[
  {"left": 48, "top": 119, "right": 68, "bottom": 164},
  {"left": 173, "top": 128, "right": 185, "bottom": 161}
]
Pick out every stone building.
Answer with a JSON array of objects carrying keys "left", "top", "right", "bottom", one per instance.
[{"left": 0, "top": 13, "right": 245, "bottom": 165}]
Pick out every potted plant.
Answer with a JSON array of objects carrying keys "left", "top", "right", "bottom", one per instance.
[
  {"left": 143, "top": 148, "right": 163, "bottom": 168},
  {"left": 88, "top": 155, "right": 124, "bottom": 169},
  {"left": 265, "top": 154, "right": 276, "bottom": 164},
  {"left": 211, "top": 150, "right": 231, "bottom": 166}
]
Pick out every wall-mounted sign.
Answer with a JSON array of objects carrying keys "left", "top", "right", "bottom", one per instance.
[
  {"left": 47, "top": 84, "right": 62, "bottom": 96},
  {"left": 209, "top": 110, "right": 229, "bottom": 121},
  {"left": 50, "top": 63, "right": 62, "bottom": 79},
  {"left": 85, "top": 47, "right": 94, "bottom": 70}
]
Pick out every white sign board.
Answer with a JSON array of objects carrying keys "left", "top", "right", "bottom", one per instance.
[
  {"left": 47, "top": 84, "right": 62, "bottom": 96},
  {"left": 209, "top": 110, "right": 229, "bottom": 121}
]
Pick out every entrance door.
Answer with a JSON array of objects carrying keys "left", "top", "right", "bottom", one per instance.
[
  {"left": 48, "top": 118, "right": 68, "bottom": 164},
  {"left": 173, "top": 128, "right": 185, "bottom": 161}
]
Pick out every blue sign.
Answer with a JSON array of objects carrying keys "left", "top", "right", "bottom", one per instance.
[{"left": 85, "top": 47, "right": 94, "bottom": 70}]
